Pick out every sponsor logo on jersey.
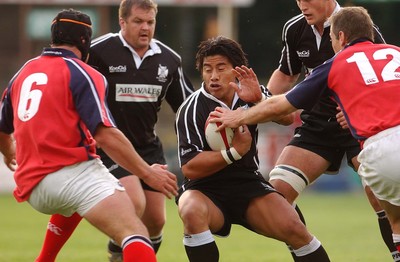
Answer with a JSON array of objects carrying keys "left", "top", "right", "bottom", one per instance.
[
  {"left": 180, "top": 147, "right": 192, "bottom": 156},
  {"left": 296, "top": 50, "right": 310, "bottom": 58},
  {"left": 156, "top": 64, "right": 168, "bottom": 82},
  {"left": 109, "top": 65, "right": 127, "bottom": 73},
  {"left": 116, "top": 84, "right": 162, "bottom": 102}
]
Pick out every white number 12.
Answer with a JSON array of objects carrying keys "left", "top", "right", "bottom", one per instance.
[{"left": 346, "top": 48, "right": 400, "bottom": 85}]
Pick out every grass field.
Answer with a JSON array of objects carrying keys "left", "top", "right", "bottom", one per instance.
[{"left": 0, "top": 191, "right": 392, "bottom": 262}]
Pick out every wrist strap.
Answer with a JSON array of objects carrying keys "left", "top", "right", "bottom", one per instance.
[
  {"left": 229, "top": 147, "right": 242, "bottom": 161},
  {"left": 221, "top": 149, "right": 233, "bottom": 164},
  {"left": 221, "top": 148, "right": 242, "bottom": 165}
]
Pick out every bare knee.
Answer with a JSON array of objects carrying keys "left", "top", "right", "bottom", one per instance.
[
  {"left": 178, "top": 197, "right": 210, "bottom": 234},
  {"left": 142, "top": 212, "right": 166, "bottom": 236},
  {"left": 120, "top": 176, "right": 146, "bottom": 217}
]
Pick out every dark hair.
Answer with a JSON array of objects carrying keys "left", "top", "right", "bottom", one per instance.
[
  {"left": 330, "top": 6, "right": 374, "bottom": 42},
  {"left": 119, "top": 0, "right": 158, "bottom": 20},
  {"left": 196, "top": 36, "right": 248, "bottom": 73},
  {"left": 51, "top": 8, "right": 92, "bottom": 61}
]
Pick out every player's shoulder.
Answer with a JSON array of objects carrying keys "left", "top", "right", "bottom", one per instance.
[
  {"left": 66, "top": 57, "right": 103, "bottom": 77},
  {"left": 176, "top": 89, "right": 202, "bottom": 114},
  {"left": 152, "top": 38, "right": 182, "bottom": 62},
  {"left": 91, "top": 33, "right": 120, "bottom": 49},
  {"left": 282, "top": 13, "right": 306, "bottom": 33}
]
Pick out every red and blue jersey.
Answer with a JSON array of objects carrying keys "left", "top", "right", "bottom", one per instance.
[
  {"left": 286, "top": 40, "right": 400, "bottom": 144},
  {"left": 0, "top": 48, "right": 116, "bottom": 202}
]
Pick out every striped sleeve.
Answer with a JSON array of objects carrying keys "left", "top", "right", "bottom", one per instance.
[
  {"left": 175, "top": 90, "right": 206, "bottom": 167},
  {"left": 65, "top": 58, "right": 116, "bottom": 135}
]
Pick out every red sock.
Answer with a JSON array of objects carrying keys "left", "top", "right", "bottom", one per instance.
[
  {"left": 122, "top": 236, "right": 157, "bottom": 262},
  {"left": 35, "top": 213, "right": 83, "bottom": 262}
]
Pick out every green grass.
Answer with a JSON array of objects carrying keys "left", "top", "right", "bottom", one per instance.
[{"left": 0, "top": 191, "right": 392, "bottom": 261}]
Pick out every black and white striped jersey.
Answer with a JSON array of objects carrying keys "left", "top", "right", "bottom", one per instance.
[
  {"left": 89, "top": 32, "right": 194, "bottom": 164},
  {"left": 175, "top": 84, "right": 259, "bottom": 171},
  {"left": 278, "top": 3, "right": 385, "bottom": 121}
]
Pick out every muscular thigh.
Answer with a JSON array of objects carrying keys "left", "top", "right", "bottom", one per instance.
[
  {"left": 276, "top": 145, "right": 330, "bottom": 183},
  {"left": 245, "top": 193, "right": 309, "bottom": 243}
]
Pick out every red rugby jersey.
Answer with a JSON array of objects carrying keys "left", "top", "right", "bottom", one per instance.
[
  {"left": 0, "top": 48, "right": 115, "bottom": 202},
  {"left": 287, "top": 40, "right": 400, "bottom": 143}
]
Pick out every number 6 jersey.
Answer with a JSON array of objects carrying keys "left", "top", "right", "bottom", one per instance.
[{"left": 0, "top": 48, "right": 116, "bottom": 202}]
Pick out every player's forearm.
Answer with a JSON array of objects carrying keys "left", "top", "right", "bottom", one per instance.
[
  {"left": 182, "top": 151, "right": 229, "bottom": 179},
  {"left": 94, "top": 125, "right": 152, "bottom": 180},
  {"left": 0, "top": 132, "right": 15, "bottom": 159},
  {"left": 267, "top": 69, "right": 299, "bottom": 94},
  {"left": 241, "top": 95, "right": 296, "bottom": 125}
]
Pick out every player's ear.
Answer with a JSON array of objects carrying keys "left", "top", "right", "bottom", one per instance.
[{"left": 338, "top": 31, "right": 347, "bottom": 47}]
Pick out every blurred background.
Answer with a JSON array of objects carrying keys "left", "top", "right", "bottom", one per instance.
[{"left": 0, "top": 0, "right": 398, "bottom": 193}]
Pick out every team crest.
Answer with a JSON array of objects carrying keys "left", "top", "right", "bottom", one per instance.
[{"left": 157, "top": 64, "right": 168, "bottom": 83}]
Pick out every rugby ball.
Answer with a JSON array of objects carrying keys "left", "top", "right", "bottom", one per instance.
[{"left": 205, "top": 116, "right": 234, "bottom": 151}]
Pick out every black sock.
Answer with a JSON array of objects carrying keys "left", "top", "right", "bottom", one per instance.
[
  {"left": 151, "top": 235, "right": 162, "bottom": 253},
  {"left": 287, "top": 243, "right": 300, "bottom": 261},
  {"left": 296, "top": 245, "right": 330, "bottom": 262},
  {"left": 108, "top": 240, "right": 122, "bottom": 253},
  {"left": 184, "top": 242, "right": 219, "bottom": 262},
  {"left": 377, "top": 211, "right": 400, "bottom": 261}
]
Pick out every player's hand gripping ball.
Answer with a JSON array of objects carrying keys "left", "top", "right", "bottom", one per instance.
[{"left": 205, "top": 116, "right": 234, "bottom": 150}]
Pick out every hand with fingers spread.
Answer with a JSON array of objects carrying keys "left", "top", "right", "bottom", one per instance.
[{"left": 230, "top": 66, "right": 263, "bottom": 103}]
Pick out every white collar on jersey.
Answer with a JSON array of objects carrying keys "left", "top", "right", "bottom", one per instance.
[
  {"left": 200, "top": 82, "right": 240, "bottom": 110},
  {"left": 311, "top": 1, "right": 341, "bottom": 50},
  {"left": 118, "top": 31, "right": 162, "bottom": 68}
]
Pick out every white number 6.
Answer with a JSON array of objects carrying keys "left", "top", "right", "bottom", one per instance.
[{"left": 18, "top": 73, "right": 46, "bottom": 122}]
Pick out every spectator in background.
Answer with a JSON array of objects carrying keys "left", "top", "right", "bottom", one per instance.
[{"left": 0, "top": 8, "right": 178, "bottom": 262}]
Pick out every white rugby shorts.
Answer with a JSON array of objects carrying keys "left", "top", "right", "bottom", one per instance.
[
  {"left": 358, "top": 125, "right": 400, "bottom": 206},
  {"left": 28, "top": 158, "right": 125, "bottom": 216}
]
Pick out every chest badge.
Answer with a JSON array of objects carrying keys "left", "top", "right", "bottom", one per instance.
[{"left": 156, "top": 64, "right": 168, "bottom": 83}]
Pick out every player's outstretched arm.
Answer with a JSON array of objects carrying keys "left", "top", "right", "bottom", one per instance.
[
  {"left": 210, "top": 95, "right": 297, "bottom": 130},
  {"left": 94, "top": 125, "right": 178, "bottom": 198}
]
